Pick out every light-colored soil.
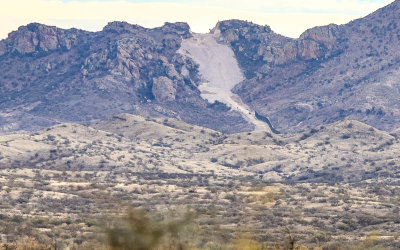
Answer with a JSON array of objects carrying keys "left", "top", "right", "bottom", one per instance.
[{"left": 178, "top": 34, "right": 270, "bottom": 131}]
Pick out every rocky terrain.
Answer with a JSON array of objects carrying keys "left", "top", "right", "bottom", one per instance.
[
  {"left": 0, "top": 22, "right": 249, "bottom": 134},
  {"left": 214, "top": 0, "right": 400, "bottom": 134},
  {"left": 1, "top": 0, "right": 400, "bottom": 135}
]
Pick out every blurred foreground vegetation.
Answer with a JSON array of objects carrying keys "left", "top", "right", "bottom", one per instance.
[{"left": 0, "top": 207, "right": 392, "bottom": 250}]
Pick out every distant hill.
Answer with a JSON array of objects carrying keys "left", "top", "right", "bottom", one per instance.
[{"left": 1, "top": 113, "right": 398, "bottom": 184}]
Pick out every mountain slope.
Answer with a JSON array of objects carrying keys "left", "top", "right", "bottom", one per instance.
[
  {"left": 178, "top": 34, "right": 270, "bottom": 131},
  {"left": 214, "top": 0, "right": 400, "bottom": 134},
  {"left": 1, "top": 1, "right": 400, "bottom": 135},
  {"left": 0, "top": 22, "right": 250, "bottom": 134}
]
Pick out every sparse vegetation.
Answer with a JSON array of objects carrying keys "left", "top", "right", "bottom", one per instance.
[{"left": 0, "top": 115, "right": 399, "bottom": 249}]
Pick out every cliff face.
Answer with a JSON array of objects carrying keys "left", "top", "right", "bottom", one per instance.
[
  {"left": 214, "top": 0, "right": 400, "bottom": 134},
  {"left": 0, "top": 23, "right": 84, "bottom": 55},
  {"left": 0, "top": 22, "right": 250, "bottom": 134},
  {"left": 213, "top": 21, "right": 340, "bottom": 67}
]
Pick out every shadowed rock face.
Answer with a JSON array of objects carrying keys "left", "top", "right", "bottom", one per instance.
[
  {"left": 214, "top": 0, "right": 400, "bottom": 134},
  {"left": 0, "top": 41, "right": 6, "bottom": 56}
]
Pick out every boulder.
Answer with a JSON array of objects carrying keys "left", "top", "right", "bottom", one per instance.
[
  {"left": 10, "top": 29, "right": 39, "bottom": 54},
  {"left": 152, "top": 76, "right": 176, "bottom": 101},
  {"left": 35, "top": 24, "right": 59, "bottom": 51},
  {"left": 4, "top": 23, "right": 81, "bottom": 55}
]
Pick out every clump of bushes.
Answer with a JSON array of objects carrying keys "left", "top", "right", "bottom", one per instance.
[{"left": 107, "top": 208, "right": 198, "bottom": 250}]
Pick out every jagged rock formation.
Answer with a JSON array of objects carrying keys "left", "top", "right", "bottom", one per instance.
[
  {"left": 213, "top": 0, "right": 400, "bottom": 134},
  {"left": 0, "top": 23, "right": 84, "bottom": 55},
  {"left": 213, "top": 21, "right": 340, "bottom": 67}
]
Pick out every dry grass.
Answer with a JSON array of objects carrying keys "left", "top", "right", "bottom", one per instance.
[{"left": 0, "top": 115, "right": 399, "bottom": 249}]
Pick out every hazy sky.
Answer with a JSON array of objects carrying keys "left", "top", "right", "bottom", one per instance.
[{"left": 0, "top": 0, "right": 394, "bottom": 39}]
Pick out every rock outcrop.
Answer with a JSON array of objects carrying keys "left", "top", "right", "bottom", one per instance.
[
  {"left": 159, "top": 22, "right": 192, "bottom": 39},
  {"left": 300, "top": 24, "right": 339, "bottom": 49},
  {"left": 152, "top": 76, "right": 176, "bottom": 101},
  {"left": 1, "top": 23, "right": 83, "bottom": 55},
  {"left": 296, "top": 24, "right": 340, "bottom": 60},
  {"left": 213, "top": 20, "right": 341, "bottom": 65}
]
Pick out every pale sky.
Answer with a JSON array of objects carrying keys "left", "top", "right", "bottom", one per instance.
[{"left": 0, "top": 0, "right": 394, "bottom": 39}]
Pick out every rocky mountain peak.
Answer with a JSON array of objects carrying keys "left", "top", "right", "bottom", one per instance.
[
  {"left": 103, "top": 21, "right": 192, "bottom": 39},
  {"left": 159, "top": 22, "right": 192, "bottom": 38},
  {"left": 103, "top": 21, "right": 145, "bottom": 33},
  {"left": 212, "top": 20, "right": 273, "bottom": 42},
  {"left": 213, "top": 20, "right": 272, "bottom": 33},
  {"left": 228, "top": 0, "right": 400, "bottom": 135},
  {"left": 214, "top": 19, "right": 343, "bottom": 68},
  {"left": 1, "top": 20, "right": 252, "bottom": 134},
  {"left": 0, "top": 23, "right": 84, "bottom": 56}
]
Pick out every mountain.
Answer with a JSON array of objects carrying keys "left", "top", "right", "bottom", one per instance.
[
  {"left": 0, "top": 22, "right": 249, "bottom": 134},
  {"left": 215, "top": 0, "right": 400, "bottom": 134},
  {"left": 1, "top": 1, "right": 400, "bottom": 135}
]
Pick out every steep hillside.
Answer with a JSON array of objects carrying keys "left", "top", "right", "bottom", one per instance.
[
  {"left": 178, "top": 34, "right": 270, "bottom": 131},
  {"left": 0, "top": 22, "right": 250, "bottom": 134},
  {"left": 1, "top": 1, "right": 400, "bottom": 135},
  {"left": 215, "top": 0, "right": 400, "bottom": 134}
]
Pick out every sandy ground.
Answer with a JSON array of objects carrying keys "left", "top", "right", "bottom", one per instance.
[{"left": 178, "top": 34, "right": 270, "bottom": 131}]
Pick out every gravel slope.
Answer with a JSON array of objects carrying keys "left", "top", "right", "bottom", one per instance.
[{"left": 178, "top": 34, "right": 269, "bottom": 131}]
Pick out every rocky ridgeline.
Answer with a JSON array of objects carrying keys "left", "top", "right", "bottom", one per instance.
[
  {"left": 212, "top": 0, "right": 400, "bottom": 135},
  {"left": 79, "top": 21, "right": 194, "bottom": 102},
  {"left": 1, "top": 0, "right": 400, "bottom": 135},
  {"left": 0, "top": 21, "right": 250, "bottom": 134},
  {"left": 0, "top": 21, "right": 195, "bottom": 101},
  {"left": 213, "top": 20, "right": 340, "bottom": 67}
]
